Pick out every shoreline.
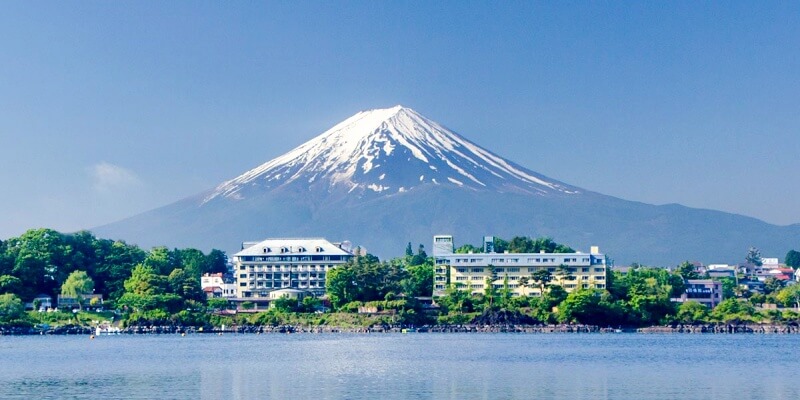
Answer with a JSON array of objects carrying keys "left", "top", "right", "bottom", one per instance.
[{"left": 3, "top": 323, "right": 800, "bottom": 335}]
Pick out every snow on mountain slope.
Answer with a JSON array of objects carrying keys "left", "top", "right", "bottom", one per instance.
[{"left": 204, "top": 106, "right": 579, "bottom": 203}]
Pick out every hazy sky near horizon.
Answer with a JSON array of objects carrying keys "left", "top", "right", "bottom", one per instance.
[{"left": 1, "top": 2, "right": 799, "bottom": 240}]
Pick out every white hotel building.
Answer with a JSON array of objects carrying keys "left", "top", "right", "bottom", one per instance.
[
  {"left": 233, "top": 238, "right": 354, "bottom": 299},
  {"left": 432, "top": 235, "right": 607, "bottom": 297}
]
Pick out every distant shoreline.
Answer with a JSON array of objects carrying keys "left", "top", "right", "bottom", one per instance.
[{"left": 3, "top": 323, "right": 800, "bottom": 336}]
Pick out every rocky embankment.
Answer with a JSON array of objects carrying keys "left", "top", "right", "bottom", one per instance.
[
  {"left": 4, "top": 323, "right": 800, "bottom": 335},
  {"left": 639, "top": 324, "right": 800, "bottom": 334},
  {"left": 0, "top": 324, "right": 93, "bottom": 335},
  {"left": 118, "top": 324, "right": 627, "bottom": 334}
]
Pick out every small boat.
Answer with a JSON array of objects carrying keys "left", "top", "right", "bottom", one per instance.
[{"left": 95, "top": 325, "right": 121, "bottom": 335}]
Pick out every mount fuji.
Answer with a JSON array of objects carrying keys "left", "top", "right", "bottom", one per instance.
[{"left": 94, "top": 106, "right": 800, "bottom": 265}]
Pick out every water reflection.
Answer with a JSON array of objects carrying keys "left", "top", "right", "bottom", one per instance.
[{"left": 0, "top": 334, "right": 798, "bottom": 399}]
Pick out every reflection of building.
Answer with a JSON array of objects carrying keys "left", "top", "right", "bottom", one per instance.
[
  {"left": 201, "top": 273, "right": 237, "bottom": 298},
  {"left": 233, "top": 238, "right": 354, "bottom": 299},
  {"left": 671, "top": 279, "right": 723, "bottom": 308},
  {"left": 432, "top": 235, "right": 607, "bottom": 297}
]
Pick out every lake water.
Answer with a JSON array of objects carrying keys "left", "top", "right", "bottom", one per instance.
[{"left": 0, "top": 333, "right": 798, "bottom": 399}]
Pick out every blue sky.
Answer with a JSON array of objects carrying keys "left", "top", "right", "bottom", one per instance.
[{"left": 1, "top": 1, "right": 799, "bottom": 239}]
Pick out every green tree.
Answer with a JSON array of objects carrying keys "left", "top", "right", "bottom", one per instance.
[
  {"left": 167, "top": 268, "right": 205, "bottom": 302},
  {"left": 508, "top": 236, "right": 534, "bottom": 253},
  {"left": 143, "top": 247, "right": 179, "bottom": 276},
  {"left": 498, "top": 276, "right": 513, "bottom": 308},
  {"left": 763, "top": 277, "right": 785, "bottom": 295},
  {"left": 775, "top": 285, "right": 800, "bottom": 310},
  {"left": 675, "top": 301, "right": 709, "bottom": 324},
  {"left": 557, "top": 289, "right": 624, "bottom": 326},
  {"left": 175, "top": 248, "right": 207, "bottom": 278},
  {"left": 749, "top": 292, "right": 766, "bottom": 307},
  {"left": 300, "top": 296, "right": 321, "bottom": 313},
  {"left": 204, "top": 249, "right": 228, "bottom": 275},
  {"left": 207, "top": 298, "right": 229, "bottom": 311},
  {"left": 402, "top": 262, "right": 433, "bottom": 297},
  {"left": 326, "top": 264, "right": 356, "bottom": 309},
  {"left": 554, "top": 265, "right": 574, "bottom": 284},
  {"left": 0, "top": 293, "right": 27, "bottom": 326},
  {"left": 530, "top": 269, "right": 552, "bottom": 295},
  {"left": 92, "top": 239, "right": 147, "bottom": 301},
  {"left": 785, "top": 250, "right": 800, "bottom": 269},
  {"left": 438, "top": 283, "right": 473, "bottom": 314},
  {"left": 675, "top": 261, "right": 700, "bottom": 280},
  {"left": 60, "top": 270, "right": 95, "bottom": 310},
  {"left": 6, "top": 229, "right": 71, "bottom": 299},
  {"left": 492, "top": 237, "right": 509, "bottom": 253},
  {"left": 405, "top": 242, "right": 413, "bottom": 257},
  {"left": 124, "top": 265, "right": 167, "bottom": 296},
  {"left": 324, "top": 253, "right": 401, "bottom": 308},
  {"left": 544, "top": 285, "right": 568, "bottom": 308},
  {"left": 0, "top": 240, "right": 13, "bottom": 277},
  {"left": 271, "top": 296, "right": 299, "bottom": 313},
  {"left": 746, "top": 247, "right": 762, "bottom": 266},
  {"left": 711, "top": 298, "right": 757, "bottom": 322},
  {"left": 455, "top": 244, "right": 482, "bottom": 254},
  {"left": 409, "top": 244, "right": 427, "bottom": 266},
  {"left": 0, "top": 275, "right": 23, "bottom": 296}
]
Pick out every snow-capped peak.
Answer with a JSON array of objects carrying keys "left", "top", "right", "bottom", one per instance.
[{"left": 204, "top": 106, "right": 579, "bottom": 203}]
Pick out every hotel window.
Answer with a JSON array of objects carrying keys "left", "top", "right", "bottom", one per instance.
[
  {"left": 471, "top": 268, "right": 484, "bottom": 273},
  {"left": 509, "top": 268, "right": 520, "bottom": 272},
  {"left": 457, "top": 268, "right": 467, "bottom": 273},
  {"left": 239, "top": 274, "right": 247, "bottom": 279}
]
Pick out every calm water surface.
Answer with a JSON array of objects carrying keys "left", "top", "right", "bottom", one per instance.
[{"left": 1, "top": 333, "right": 798, "bottom": 399}]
